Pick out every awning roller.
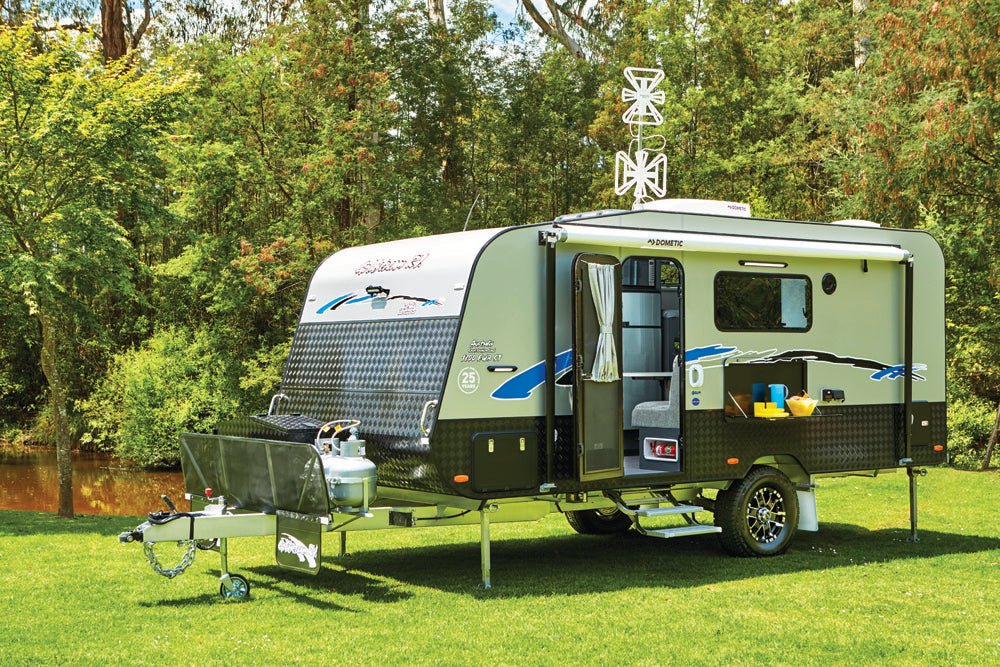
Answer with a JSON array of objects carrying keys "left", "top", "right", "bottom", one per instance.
[{"left": 551, "top": 224, "right": 910, "bottom": 263}]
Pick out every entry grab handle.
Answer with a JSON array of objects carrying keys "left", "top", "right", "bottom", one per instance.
[{"left": 420, "top": 400, "right": 439, "bottom": 437}]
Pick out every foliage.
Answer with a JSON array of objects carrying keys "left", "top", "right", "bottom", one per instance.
[
  {"left": 239, "top": 337, "right": 292, "bottom": 408},
  {"left": 0, "top": 290, "right": 42, "bottom": 426},
  {"left": 0, "top": 23, "right": 188, "bottom": 407},
  {"left": 946, "top": 382, "right": 997, "bottom": 471},
  {"left": 0, "top": 21, "right": 190, "bottom": 514},
  {"left": 81, "top": 329, "right": 241, "bottom": 467}
]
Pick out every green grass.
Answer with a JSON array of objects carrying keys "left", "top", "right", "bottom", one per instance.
[{"left": 1, "top": 469, "right": 998, "bottom": 666}]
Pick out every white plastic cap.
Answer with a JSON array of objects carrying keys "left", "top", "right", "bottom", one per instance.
[{"left": 638, "top": 198, "right": 751, "bottom": 218}]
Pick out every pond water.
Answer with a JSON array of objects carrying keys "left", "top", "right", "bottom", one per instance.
[{"left": 0, "top": 447, "right": 185, "bottom": 516}]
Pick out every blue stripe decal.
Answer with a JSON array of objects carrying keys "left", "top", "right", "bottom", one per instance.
[
  {"left": 316, "top": 293, "right": 355, "bottom": 314},
  {"left": 685, "top": 345, "right": 737, "bottom": 362},
  {"left": 490, "top": 343, "right": 923, "bottom": 401},
  {"left": 870, "top": 364, "right": 927, "bottom": 381},
  {"left": 491, "top": 349, "right": 573, "bottom": 400}
]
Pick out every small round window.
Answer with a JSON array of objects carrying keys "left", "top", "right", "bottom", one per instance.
[{"left": 822, "top": 273, "right": 837, "bottom": 295}]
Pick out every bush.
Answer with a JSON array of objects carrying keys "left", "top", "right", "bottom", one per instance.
[
  {"left": 81, "top": 329, "right": 242, "bottom": 468},
  {"left": 239, "top": 337, "right": 291, "bottom": 409},
  {"left": 946, "top": 383, "right": 998, "bottom": 470}
]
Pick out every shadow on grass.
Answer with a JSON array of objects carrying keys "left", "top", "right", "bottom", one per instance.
[
  {"left": 135, "top": 566, "right": 410, "bottom": 609},
  {"left": 6, "top": 510, "right": 998, "bottom": 603},
  {"left": 241, "top": 564, "right": 413, "bottom": 607},
  {"left": 138, "top": 593, "right": 219, "bottom": 607},
  {"left": 324, "top": 524, "right": 1000, "bottom": 599}
]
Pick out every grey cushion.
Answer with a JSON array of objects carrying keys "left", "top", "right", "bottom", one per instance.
[
  {"left": 631, "top": 399, "right": 678, "bottom": 429},
  {"left": 631, "top": 358, "right": 681, "bottom": 429}
]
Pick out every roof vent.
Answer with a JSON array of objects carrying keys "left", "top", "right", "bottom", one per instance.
[
  {"left": 638, "top": 198, "right": 751, "bottom": 218},
  {"left": 831, "top": 219, "right": 880, "bottom": 228}
]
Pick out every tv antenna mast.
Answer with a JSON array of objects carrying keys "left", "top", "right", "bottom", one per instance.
[{"left": 614, "top": 67, "right": 668, "bottom": 209}]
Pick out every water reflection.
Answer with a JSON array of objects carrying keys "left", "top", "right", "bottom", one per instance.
[{"left": 0, "top": 447, "right": 184, "bottom": 516}]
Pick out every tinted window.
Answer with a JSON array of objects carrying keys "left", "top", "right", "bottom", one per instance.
[{"left": 715, "top": 272, "right": 811, "bottom": 331}]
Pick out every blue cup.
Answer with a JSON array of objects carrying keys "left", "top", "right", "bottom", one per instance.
[
  {"left": 769, "top": 383, "right": 789, "bottom": 407},
  {"left": 752, "top": 383, "right": 767, "bottom": 403}
]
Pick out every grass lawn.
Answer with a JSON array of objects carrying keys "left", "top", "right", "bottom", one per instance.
[{"left": 0, "top": 468, "right": 997, "bottom": 666}]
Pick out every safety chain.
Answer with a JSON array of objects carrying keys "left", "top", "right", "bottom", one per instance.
[{"left": 143, "top": 540, "right": 197, "bottom": 579}]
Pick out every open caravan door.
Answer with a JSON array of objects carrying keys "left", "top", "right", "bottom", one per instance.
[{"left": 572, "top": 253, "right": 624, "bottom": 481}]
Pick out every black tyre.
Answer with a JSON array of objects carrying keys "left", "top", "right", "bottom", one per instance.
[
  {"left": 715, "top": 466, "right": 799, "bottom": 557},
  {"left": 220, "top": 574, "right": 250, "bottom": 600},
  {"left": 565, "top": 508, "right": 633, "bottom": 535}
]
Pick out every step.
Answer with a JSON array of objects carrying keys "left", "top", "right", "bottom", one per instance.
[
  {"left": 641, "top": 524, "right": 722, "bottom": 539},
  {"left": 633, "top": 504, "right": 706, "bottom": 518}
]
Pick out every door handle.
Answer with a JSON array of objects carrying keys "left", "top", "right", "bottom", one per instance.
[{"left": 420, "top": 400, "right": 439, "bottom": 437}]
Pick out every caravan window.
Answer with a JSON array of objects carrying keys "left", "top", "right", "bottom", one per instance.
[
  {"left": 622, "top": 257, "right": 681, "bottom": 290},
  {"left": 714, "top": 272, "right": 812, "bottom": 331}
]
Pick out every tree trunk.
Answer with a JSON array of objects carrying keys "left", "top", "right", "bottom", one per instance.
[
  {"left": 426, "top": 0, "right": 446, "bottom": 28},
  {"left": 36, "top": 306, "right": 74, "bottom": 518},
  {"left": 853, "top": 0, "right": 869, "bottom": 72},
  {"left": 982, "top": 401, "right": 1000, "bottom": 470},
  {"left": 521, "top": 0, "right": 586, "bottom": 59},
  {"left": 101, "top": 0, "right": 129, "bottom": 62}
]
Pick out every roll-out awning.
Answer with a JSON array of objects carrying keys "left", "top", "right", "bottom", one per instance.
[{"left": 549, "top": 224, "right": 910, "bottom": 263}]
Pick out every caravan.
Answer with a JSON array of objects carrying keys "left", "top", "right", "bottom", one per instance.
[{"left": 120, "top": 199, "right": 946, "bottom": 598}]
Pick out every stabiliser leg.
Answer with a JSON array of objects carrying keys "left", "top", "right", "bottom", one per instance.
[
  {"left": 480, "top": 510, "right": 491, "bottom": 590},
  {"left": 906, "top": 467, "right": 927, "bottom": 543},
  {"left": 339, "top": 531, "right": 348, "bottom": 558}
]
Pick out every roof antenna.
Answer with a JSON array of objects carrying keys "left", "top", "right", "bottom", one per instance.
[
  {"left": 462, "top": 192, "right": 481, "bottom": 232},
  {"left": 614, "top": 67, "right": 668, "bottom": 209}
]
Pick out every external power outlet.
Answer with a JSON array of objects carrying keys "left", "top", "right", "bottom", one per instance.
[{"left": 821, "top": 388, "right": 845, "bottom": 402}]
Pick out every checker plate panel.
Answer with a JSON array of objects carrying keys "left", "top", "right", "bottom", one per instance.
[
  {"left": 281, "top": 318, "right": 459, "bottom": 492},
  {"left": 428, "top": 402, "right": 946, "bottom": 498}
]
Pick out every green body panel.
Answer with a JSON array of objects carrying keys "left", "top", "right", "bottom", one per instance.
[
  {"left": 438, "top": 212, "right": 945, "bottom": 421},
  {"left": 438, "top": 227, "right": 558, "bottom": 420}
]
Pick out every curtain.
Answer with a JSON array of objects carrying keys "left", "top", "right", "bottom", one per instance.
[{"left": 587, "top": 262, "right": 619, "bottom": 382}]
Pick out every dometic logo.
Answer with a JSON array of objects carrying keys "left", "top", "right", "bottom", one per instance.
[
  {"left": 355, "top": 254, "right": 429, "bottom": 276},
  {"left": 647, "top": 238, "right": 684, "bottom": 247},
  {"left": 277, "top": 533, "right": 319, "bottom": 568}
]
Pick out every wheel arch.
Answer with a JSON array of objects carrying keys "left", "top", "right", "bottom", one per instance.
[{"left": 748, "top": 454, "right": 810, "bottom": 485}]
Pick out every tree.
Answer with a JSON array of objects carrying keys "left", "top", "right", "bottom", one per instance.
[{"left": 0, "top": 23, "right": 188, "bottom": 516}]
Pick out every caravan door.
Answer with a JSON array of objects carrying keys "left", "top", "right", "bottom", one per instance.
[{"left": 572, "top": 253, "right": 624, "bottom": 481}]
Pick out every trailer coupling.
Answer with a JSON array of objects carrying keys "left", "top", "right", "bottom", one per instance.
[
  {"left": 118, "top": 529, "right": 142, "bottom": 544},
  {"left": 119, "top": 494, "right": 311, "bottom": 600},
  {"left": 119, "top": 496, "right": 222, "bottom": 581}
]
